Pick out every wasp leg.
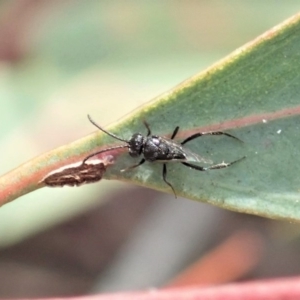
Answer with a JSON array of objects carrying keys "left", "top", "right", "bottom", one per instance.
[
  {"left": 171, "top": 126, "right": 180, "bottom": 140},
  {"left": 181, "top": 131, "right": 243, "bottom": 145},
  {"left": 162, "top": 164, "right": 177, "bottom": 198},
  {"left": 182, "top": 156, "right": 245, "bottom": 171},
  {"left": 143, "top": 121, "right": 152, "bottom": 136},
  {"left": 121, "top": 158, "right": 146, "bottom": 172},
  {"left": 82, "top": 145, "right": 128, "bottom": 165}
]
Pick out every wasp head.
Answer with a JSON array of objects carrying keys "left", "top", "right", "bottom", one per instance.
[{"left": 128, "top": 133, "right": 144, "bottom": 157}]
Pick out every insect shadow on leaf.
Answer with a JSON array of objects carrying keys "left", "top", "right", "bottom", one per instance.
[{"left": 82, "top": 115, "right": 245, "bottom": 197}]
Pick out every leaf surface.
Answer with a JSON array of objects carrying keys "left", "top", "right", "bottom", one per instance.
[{"left": 103, "top": 13, "right": 300, "bottom": 221}]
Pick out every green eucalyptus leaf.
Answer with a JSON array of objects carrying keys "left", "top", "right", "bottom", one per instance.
[{"left": 100, "top": 13, "right": 300, "bottom": 221}]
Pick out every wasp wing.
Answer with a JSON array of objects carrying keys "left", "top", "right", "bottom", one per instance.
[
  {"left": 162, "top": 138, "right": 213, "bottom": 164},
  {"left": 181, "top": 146, "right": 213, "bottom": 164}
]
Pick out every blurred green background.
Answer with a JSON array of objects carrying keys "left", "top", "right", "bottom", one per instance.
[{"left": 0, "top": 0, "right": 299, "bottom": 298}]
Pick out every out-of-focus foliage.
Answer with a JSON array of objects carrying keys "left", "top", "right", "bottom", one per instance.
[{"left": 0, "top": 1, "right": 298, "bottom": 244}]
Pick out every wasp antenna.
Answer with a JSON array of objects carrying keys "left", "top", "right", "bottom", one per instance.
[
  {"left": 87, "top": 114, "right": 128, "bottom": 143},
  {"left": 82, "top": 145, "right": 129, "bottom": 164}
]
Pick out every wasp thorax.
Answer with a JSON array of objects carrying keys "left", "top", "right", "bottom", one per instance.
[{"left": 128, "top": 133, "right": 144, "bottom": 157}]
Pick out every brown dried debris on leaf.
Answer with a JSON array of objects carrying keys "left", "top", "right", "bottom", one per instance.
[{"left": 43, "top": 157, "right": 113, "bottom": 187}]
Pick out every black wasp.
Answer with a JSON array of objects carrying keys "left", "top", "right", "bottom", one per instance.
[{"left": 83, "top": 115, "right": 245, "bottom": 197}]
